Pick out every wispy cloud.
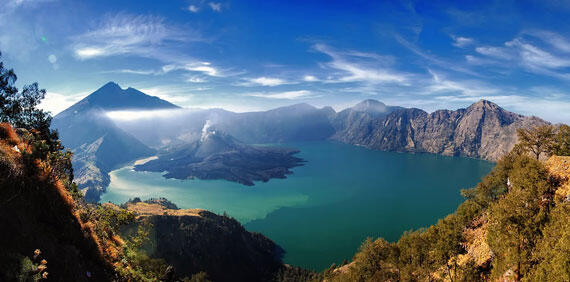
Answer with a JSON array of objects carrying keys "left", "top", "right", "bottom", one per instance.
[
  {"left": 523, "top": 30, "right": 570, "bottom": 53},
  {"left": 303, "top": 75, "right": 319, "bottom": 82},
  {"left": 395, "top": 35, "right": 479, "bottom": 76},
  {"left": 162, "top": 62, "right": 222, "bottom": 77},
  {"left": 103, "top": 69, "right": 161, "bottom": 75},
  {"left": 451, "top": 35, "right": 474, "bottom": 48},
  {"left": 209, "top": 2, "right": 222, "bottom": 12},
  {"left": 239, "top": 77, "right": 292, "bottom": 87},
  {"left": 314, "top": 44, "right": 408, "bottom": 84},
  {"left": 246, "top": 90, "right": 312, "bottom": 99},
  {"left": 188, "top": 5, "right": 200, "bottom": 13},
  {"left": 470, "top": 30, "right": 570, "bottom": 80},
  {"left": 71, "top": 13, "right": 201, "bottom": 60},
  {"left": 186, "top": 76, "right": 207, "bottom": 83},
  {"left": 475, "top": 46, "right": 513, "bottom": 59},
  {"left": 425, "top": 69, "right": 498, "bottom": 96},
  {"left": 464, "top": 55, "right": 499, "bottom": 66}
]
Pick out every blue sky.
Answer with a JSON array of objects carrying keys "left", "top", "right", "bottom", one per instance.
[{"left": 1, "top": 0, "right": 570, "bottom": 123}]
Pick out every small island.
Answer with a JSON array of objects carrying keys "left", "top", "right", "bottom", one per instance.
[{"left": 134, "top": 128, "right": 305, "bottom": 185}]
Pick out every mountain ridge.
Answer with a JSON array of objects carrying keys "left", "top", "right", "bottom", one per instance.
[
  {"left": 330, "top": 98, "right": 548, "bottom": 160},
  {"left": 52, "top": 82, "right": 552, "bottom": 201}
]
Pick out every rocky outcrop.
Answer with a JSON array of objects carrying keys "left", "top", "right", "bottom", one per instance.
[{"left": 332, "top": 100, "right": 548, "bottom": 161}]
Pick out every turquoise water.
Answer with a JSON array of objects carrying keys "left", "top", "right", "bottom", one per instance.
[{"left": 100, "top": 141, "right": 494, "bottom": 271}]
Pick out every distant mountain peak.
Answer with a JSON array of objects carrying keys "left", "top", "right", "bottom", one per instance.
[
  {"left": 55, "top": 83, "right": 180, "bottom": 119},
  {"left": 468, "top": 99, "right": 500, "bottom": 110},
  {"left": 100, "top": 81, "right": 122, "bottom": 90},
  {"left": 352, "top": 99, "right": 389, "bottom": 113}
]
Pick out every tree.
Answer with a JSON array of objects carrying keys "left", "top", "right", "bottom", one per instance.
[
  {"left": 552, "top": 124, "right": 570, "bottom": 156},
  {"left": 527, "top": 204, "right": 570, "bottom": 282},
  {"left": 516, "top": 125, "right": 555, "bottom": 160},
  {"left": 1, "top": 53, "right": 50, "bottom": 133},
  {"left": 0, "top": 51, "right": 74, "bottom": 188},
  {"left": 487, "top": 156, "right": 551, "bottom": 280},
  {"left": 349, "top": 238, "right": 399, "bottom": 281}
]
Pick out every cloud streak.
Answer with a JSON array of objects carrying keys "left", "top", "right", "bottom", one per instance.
[
  {"left": 71, "top": 14, "right": 197, "bottom": 60},
  {"left": 314, "top": 44, "right": 408, "bottom": 84},
  {"left": 451, "top": 35, "right": 474, "bottom": 48},
  {"left": 472, "top": 30, "right": 570, "bottom": 80},
  {"left": 246, "top": 90, "right": 312, "bottom": 99}
]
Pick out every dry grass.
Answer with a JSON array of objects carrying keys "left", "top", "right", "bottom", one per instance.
[
  {"left": 0, "top": 123, "right": 20, "bottom": 146},
  {"left": 123, "top": 202, "right": 204, "bottom": 218},
  {"left": 545, "top": 156, "right": 570, "bottom": 202},
  {"left": 459, "top": 214, "right": 492, "bottom": 267}
]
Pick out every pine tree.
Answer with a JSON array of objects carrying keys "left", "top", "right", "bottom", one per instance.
[{"left": 516, "top": 125, "right": 556, "bottom": 159}]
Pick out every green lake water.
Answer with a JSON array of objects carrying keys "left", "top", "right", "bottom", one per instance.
[{"left": 100, "top": 141, "right": 494, "bottom": 271}]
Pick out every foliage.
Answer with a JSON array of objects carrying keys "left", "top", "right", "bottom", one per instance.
[
  {"left": 487, "top": 156, "right": 552, "bottom": 279},
  {"left": 516, "top": 125, "right": 556, "bottom": 159},
  {"left": 182, "top": 272, "right": 211, "bottom": 282},
  {"left": 345, "top": 238, "right": 399, "bottom": 281},
  {"left": 117, "top": 222, "right": 170, "bottom": 281},
  {"left": 0, "top": 251, "right": 48, "bottom": 281},
  {"left": 526, "top": 204, "right": 570, "bottom": 281},
  {"left": 553, "top": 124, "right": 570, "bottom": 156},
  {"left": 0, "top": 52, "right": 75, "bottom": 194},
  {"left": 0, "top": 53, "right": 54, "bottom": 147}
]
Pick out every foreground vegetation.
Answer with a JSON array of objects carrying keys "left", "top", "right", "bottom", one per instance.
[{"left": 325, "top": 125, "right": 570, "bottom": 281}]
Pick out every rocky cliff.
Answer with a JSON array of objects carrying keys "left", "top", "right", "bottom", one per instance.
[{"left": 332, "top": 100, "right": 548, "bottom": 161}]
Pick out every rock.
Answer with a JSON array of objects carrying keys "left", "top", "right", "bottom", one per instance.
[{"left": 332, "top": 99, "right": 549, "bottom": 161}]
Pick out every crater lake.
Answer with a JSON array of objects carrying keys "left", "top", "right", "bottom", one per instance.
[{"left": 100, "top": 141, "right": 494, "bottom": 270}]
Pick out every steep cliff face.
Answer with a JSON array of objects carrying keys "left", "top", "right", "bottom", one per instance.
[{"left": 332, "top": 100, "right": 548, "bottom": 161}]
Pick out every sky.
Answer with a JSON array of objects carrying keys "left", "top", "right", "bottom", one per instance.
[{"left": 1, "top": 0, "right": 570, "bottom": 123}]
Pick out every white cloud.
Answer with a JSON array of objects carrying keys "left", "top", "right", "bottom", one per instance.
[
  {"left": 106, "top": 109, "right": 188, "bottom": 121},
  {"left": 186, "top": 76, "right": 207, "bottom": 83},
  {"left": 188, "top": 5, "right": 200, "bottom": 13},
  {"left": 110, "top": 69, "right": 159, "bottom": 75},
  {"left": 523, "top": 30, "right": 570, "bottom": 53},
  {"left": 242, "top": 77, "right": 290, "bottom": 86},
  {"left": 38, "top": 91, "right": 88, "bottom": 115},
  {"left": 162, "top": 62, "right": 221, "bottom": 77},
  {"left": 246, "top": 90, "right": 312, "bottom": 99},
  {"left": 464, "top": 55, "right": 498, "bottom": 66},
  {"left": 473, "top": 31, "right": 570, "bottom": 80},
  {"left": 303, "top": 75, "right": 319, "bottom": 82},
  {"left": 209, "top": 2, "right": 222, "bottom": 12},
  {"left": 452, "top": 36, "right": 474, "bottom": 48},
  {"left": 507, "top": 39, "right": 570, "bottom": 69},
  {"left": 475, "top": 46, "right": 512, "bottom": 59},
  {"left": 71, "top": 13, "right": 198, "bottom": 60},
  {"left": 426, "top": 69, "right": 498, "bottom": 96},
  {"left": 314, "top": 44, "right": 408, "bottom": 84}
]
